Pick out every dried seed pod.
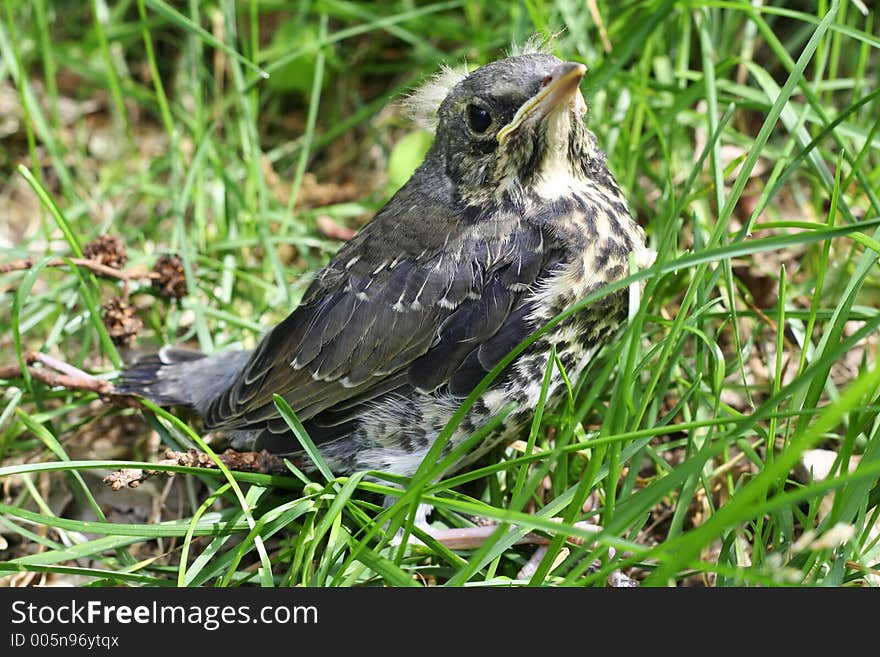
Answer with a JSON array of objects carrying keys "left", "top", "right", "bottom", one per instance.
[
  {"left": 151, "top": 254, "right": 187, "bottom": 299},
  {"left": 102, "top": 297, "right": 144, "bottom": 346},
  {"left": 83, "top": 235, "right": 128, "bottom": 269}
]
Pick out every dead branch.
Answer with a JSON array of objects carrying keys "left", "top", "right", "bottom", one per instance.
[
  {"left": 0, "top": 351, "right": 114, "bottom": 393},
  {"left": 0, "top": 351, "right": 142, "bottom": 408},
  {"left": 0, "top": 256, "right": 157, "bottom": 282},
  {"left": 103, "top": 448, "right": 292, "bottom": 490}
]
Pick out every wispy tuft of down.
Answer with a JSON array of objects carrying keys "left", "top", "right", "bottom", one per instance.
[
  {"left": 401, "top": 64, "right": 469, "bottom": 132},
  {"left": 401, "top": 33, "right": 558, "bottom": 133},
  {"left": 509, "top": 32, "right": 559, "bottom": 56}
]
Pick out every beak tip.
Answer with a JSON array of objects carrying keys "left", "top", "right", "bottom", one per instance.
[
  {"left": 497, "top": 61, "right": 588, "bottom": 145},
  {"left": 568, "top": 61, "right": 587, "bottom": 78}
]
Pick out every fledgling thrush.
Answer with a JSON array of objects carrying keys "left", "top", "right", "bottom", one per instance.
[{"left": 118, "top": 51, "right": 652, "bottom": 478}]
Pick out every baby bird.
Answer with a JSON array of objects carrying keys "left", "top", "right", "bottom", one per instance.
[{"left": 119, "top": 51, "right": 651, "bottom": 479}]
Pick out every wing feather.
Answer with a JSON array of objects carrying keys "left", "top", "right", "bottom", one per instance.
[{"left": 203, "top": 204, "right": 560, "bottom": 443}]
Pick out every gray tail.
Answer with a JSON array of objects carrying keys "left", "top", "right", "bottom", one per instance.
[
  {"left": 116, "top": 347, "right": 207, "bottom": 406},
  {"left": 116, "top": 346, "right": 253, "bottom": 415}
]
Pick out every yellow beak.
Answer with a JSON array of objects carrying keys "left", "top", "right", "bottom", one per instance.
[{"left": 497, "top": 62, "right": 587, "bottom": 146}]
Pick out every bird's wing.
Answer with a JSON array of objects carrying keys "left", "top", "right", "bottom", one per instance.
[{"left": 202, "top": 213, "right": 561, "bottom": 439}]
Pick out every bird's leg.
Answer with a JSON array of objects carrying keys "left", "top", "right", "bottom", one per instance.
[{"left": 385, "top": 495, "right": 435, "bottom": 545}]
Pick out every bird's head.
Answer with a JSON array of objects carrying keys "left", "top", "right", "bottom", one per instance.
[{"left": 410, "top": 53, "right": 604, "bottom": 208}]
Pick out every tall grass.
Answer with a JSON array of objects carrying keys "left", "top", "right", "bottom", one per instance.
[{"left": 1, "top": 0, "right": 878, "bottom": 586}]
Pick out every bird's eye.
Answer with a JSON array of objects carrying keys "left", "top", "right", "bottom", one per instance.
[{"left": 466, "top": 104, "right": 492, "bottom": 134}]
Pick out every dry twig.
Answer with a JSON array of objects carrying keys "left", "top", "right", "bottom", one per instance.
[
  {"left": 0, "top": 256, "right": 156, "bottom": 282},
  {"left": 0, "top": 351, "right": 116, "bottom": 396},
  {"left": 103, "top": 448, "right": 292, "bottom": 490}
]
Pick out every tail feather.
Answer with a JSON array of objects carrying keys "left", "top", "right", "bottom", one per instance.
[
  {"left": 115, "top": 347, "right": 207, "bottom": 406},
  {"left": 116, "top": 346, "right": 252, "bottom": 414}
]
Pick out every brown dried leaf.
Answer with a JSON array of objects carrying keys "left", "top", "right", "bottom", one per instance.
[{"left": 315, "top": 214, "right": 357, "bottom": 241}]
